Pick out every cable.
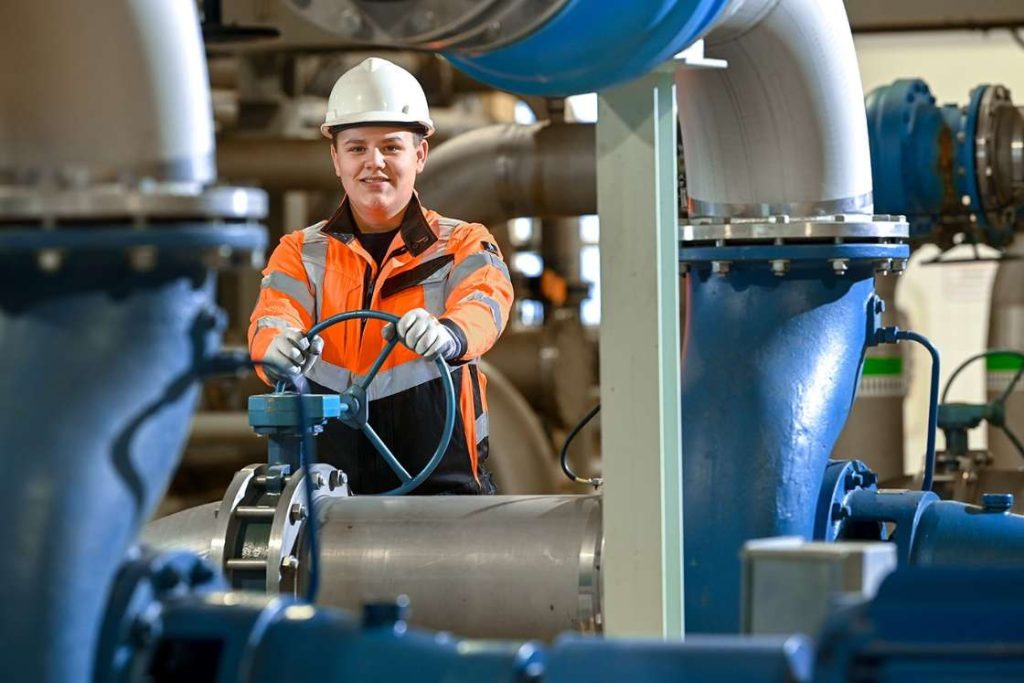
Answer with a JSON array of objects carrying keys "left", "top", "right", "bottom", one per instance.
[
  {"left": 894, "top": 330, "right": 940, "bottom": 492},
  {"left": 942, "top": 348, "right": 1024, "bottom": 404},
  {"left": 560, "top": 403, "right": 602, "bottom": 488}
]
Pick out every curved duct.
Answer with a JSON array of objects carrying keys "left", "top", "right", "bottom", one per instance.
[
  {"left": 677, "top": 0, "right": 873, "bottom": 215},
  {"left": 416, "top": 122, "right": 596, "bottom": 226},
  {"left": 676, "top": 0, "right": 893, "bottom": 633},
  {"left": 0, "top": 2, "right": 214, "bottom": 183}
]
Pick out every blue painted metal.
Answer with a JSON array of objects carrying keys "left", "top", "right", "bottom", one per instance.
[
  {"left": 816, "top": 567, "right": 1024, "bottom": 682},
  {"left": 679, "top": 242, "right": 908, "bottom": 265},
  {"left": 0, "top": 223, "right": 266, "bottom": 252},
  {"left": 248, "top": 393, "right": 341, "bottom": 470},
  {"left": 910, "top": 500, "right": 1024, "bottom": 566},
  {"left": 982, "top": 492, "right": 1015, "bottom": 512},
  {"left": 960, "top": 85, "right": 988, "bottom": 229},
  {"left": 0, "top": 248, "right": 227, "bottom": 681},
  {"left": 249, "top": 393, "right": 342, "bottom": 427},
  {"left": 843, "top": 489, "right": 938, "bottom": 563},
  {"left": 679, "top": 253, "right": 882, "bottom": 633},
  {"left": 545, "top": 634, "right": 813, "bottom": 682},
  {"left": 813, "top": 460, "right": 880, "bottom": 542},
  {"left": 444, "top": 0, "right": 732, "bottom": 96},
  {"left": 864, "top": 79, "right": 953, "bottom": 239},
  {"left": 96, "top": 547, "right": 225, "bottom": 682}
]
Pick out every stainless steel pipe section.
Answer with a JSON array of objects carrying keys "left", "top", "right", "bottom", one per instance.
[
  {"left": 145, "top": 494, "right": 602, "bottom": 641},
  {"left": 314, "top": 495, "right": 602, "bottom": 640}
]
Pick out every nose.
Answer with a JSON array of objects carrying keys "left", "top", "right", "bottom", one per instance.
[{"left": 367, "top": 148, "right": 385, "bottom": 170}]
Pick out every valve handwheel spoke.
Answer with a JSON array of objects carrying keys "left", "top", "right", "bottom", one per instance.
[
  {"left": 359, "top": 335, "right": 400, "bottom": 391},
  {"left": 292, "top": 310, "right": 455, "bottom": 496}
]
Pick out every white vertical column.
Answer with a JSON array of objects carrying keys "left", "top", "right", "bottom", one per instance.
[{"left": 597, "top": 66, "right": 684, "bottom": 637}]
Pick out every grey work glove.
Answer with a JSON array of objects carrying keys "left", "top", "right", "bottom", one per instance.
[
  {"left": 382, "top": 308, "right": 459, "bottom": 361},
  {"left": 263, "top": 328, "right": 324, "bottom": 380}
]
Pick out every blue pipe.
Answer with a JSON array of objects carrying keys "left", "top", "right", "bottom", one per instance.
[
  {"left": 680, "top": 257, "right": 879, "bottom": 633},
  {"left": 0, "top": 261, "right": 222, "bottom": 681},
  {"left": 444, "top": 0, "right": 733, "bottom": 96},
  {"left": 910, "top": 500, "right": 1024, "bottom": 567}
]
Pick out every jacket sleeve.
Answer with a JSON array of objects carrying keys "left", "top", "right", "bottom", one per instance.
[
  {"left": 439, "top": 223, "right": 514, "bottom": 361},
  {"left": 247, "top": 232, "right": 316, "bottom": 385}
]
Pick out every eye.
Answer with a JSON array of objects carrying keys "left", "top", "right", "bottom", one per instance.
[
  {"left": 385, "top": 145, "right": 401, "bottom": 152},
  {"left": 348, "top": 146, "right": 365, "bottom": 153}
]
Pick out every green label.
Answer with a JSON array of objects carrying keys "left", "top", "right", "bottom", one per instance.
[
  {"left": 987, "top": 353, "right": 1024, "bottom": 372},
  {"left": 862, "top": 357, "right": 903, "bottom": 376}
]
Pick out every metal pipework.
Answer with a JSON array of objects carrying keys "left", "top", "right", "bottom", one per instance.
[
  {"left": 214, "top": 109, "right": 498, "bottom": 191},
  {"left": 0, "top": 4, "right": 267, "bottom": 680},
  {"left": 678, "top": 0, "right": 873, "bottom": 217},
  {"left": 865, "top": 79, "right": 1024, "bottom": 246},
  {"left": 145, "top": 494, "right": 602, "bottom": 641},
  {"left": 417, "top": 122, "right": 596, "bottom": 226},
  {"left": 0, "top": 2, "right": 215, "bottom": 183}
]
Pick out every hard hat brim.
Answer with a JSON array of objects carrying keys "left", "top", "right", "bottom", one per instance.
[{"left": 320, "top": 111, "right": 435, "bottom": 139}]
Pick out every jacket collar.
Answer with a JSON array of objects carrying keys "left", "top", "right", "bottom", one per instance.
[{"left": 321, "top": 193, "right": 437, "bottom": 257}]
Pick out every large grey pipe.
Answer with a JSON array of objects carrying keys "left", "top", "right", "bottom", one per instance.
[
  {"left": 0, "top": 2, "right": 214, "bottom": 183},
  {"left": 145, "top": 495, "right": 602, "bottom": 640},
  {"left": 416, "top": 122, "right": 596, "bottom": 225}
]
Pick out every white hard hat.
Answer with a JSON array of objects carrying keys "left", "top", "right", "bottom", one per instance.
[{"left": 321, "top": 57, "right": 434, "bottom": 139}]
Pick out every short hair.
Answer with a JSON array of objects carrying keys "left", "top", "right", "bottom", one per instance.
[{"left": 330, "top": 124, "right": 426, "bottom": 147}]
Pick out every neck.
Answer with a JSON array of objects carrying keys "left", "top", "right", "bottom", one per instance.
[{"left": 351, "top": 202, "right": 406, "bottom": 234}]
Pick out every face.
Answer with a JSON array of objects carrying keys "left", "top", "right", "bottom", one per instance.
[{"left": 330, "top": 126, "right": 428, "bottom": 228}]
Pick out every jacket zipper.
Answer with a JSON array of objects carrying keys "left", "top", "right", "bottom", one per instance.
[{"left": 360, "top": 247, "right": 403, "bottom": 331}]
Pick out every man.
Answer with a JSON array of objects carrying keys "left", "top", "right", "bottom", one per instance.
[{"left": 248, "top": 57, "right": 513, "bottom": 495}]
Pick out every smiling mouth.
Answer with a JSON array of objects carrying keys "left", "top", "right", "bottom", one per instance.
[{"left": 361, "top": 177, "right": 389, "bottom": 184}]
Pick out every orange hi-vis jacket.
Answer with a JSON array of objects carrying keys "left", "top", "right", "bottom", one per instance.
[{"left": 248, "top": 194, "right": 514, "bottom": 494}]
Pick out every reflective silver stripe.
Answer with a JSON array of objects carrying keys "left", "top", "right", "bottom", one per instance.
[
  {"left": 475, "top": 413, "right": 488, "bottom": 443},
  {"left": 306, "top": 358, "right": 352, "bottom": 393},
  {"left": 261, "top": 272, "right": 314, "bottom": 318},
  {"left": 461, "top": 292, "right": 504, "bottom": 333},
  {"left": 422, "top": 262, "right": 454, "bottom": 316},
  {"left": 254, "top": 316, "right": 301, "bottom": 333},
  {"left": 357, "top": 360, "right": 442, "bottom": 401},
  {"left": 300, "top": 225, "right": 329, "bottom": 323},
  {"left": 446, "top": 251, "right": 511, "bottom": 301}
]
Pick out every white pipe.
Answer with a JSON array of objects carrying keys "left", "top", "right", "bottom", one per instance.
[
  {"left": 0, "top": 2, "right": 214, "bottom": 183},
  {"left": 677, "top": 0, "right": 873, "bottom": 216}
]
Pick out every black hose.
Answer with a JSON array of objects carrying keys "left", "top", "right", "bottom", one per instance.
[{"left": 560, "top": 403, "right": 602, "bottom": 488}]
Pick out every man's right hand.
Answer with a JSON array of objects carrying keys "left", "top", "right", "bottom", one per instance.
[{"left": 263, "top": 329, "right": 324, "bottom": 380}]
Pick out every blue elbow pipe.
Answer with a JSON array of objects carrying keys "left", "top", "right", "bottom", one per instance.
[
  {"left": 0, "top": 263, "right": 223, "bottom": 681},
  {"left": 680, "top": 257, "right": 880, "bottom": 633},
  {"left": 444, "top": 0, "right": 733, "bottom": 96}
]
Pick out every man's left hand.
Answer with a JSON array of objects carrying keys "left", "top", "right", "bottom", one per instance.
[{"left": 383, "top": 308, "right": 458, "bottom": 361}]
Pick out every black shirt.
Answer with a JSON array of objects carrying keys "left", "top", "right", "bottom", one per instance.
[{"left": 358, "top": 228, "right": 400, "bottom": 267}]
